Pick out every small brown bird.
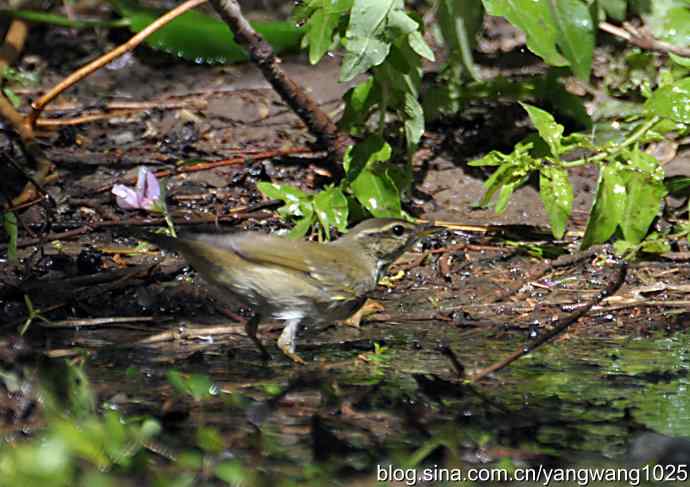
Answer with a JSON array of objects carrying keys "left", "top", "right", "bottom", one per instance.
[{"left": 142, "top": 218, "right": 433, "bottom": 363}]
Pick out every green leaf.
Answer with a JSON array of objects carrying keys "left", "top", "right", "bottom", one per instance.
[
  {"left": 314, "top": 186, "right": 349, "bottom": 234},
  {"left": 403, "top": 91, "right": 424, "bottom": 154},
  {"left": 287, "top": 206, "right": 316, "bottom": 239},
  {"left": 300, "top": 0, "right": 352, "bottom": 64},
  {"left": 495, "top": 180, "right": 520, "bottom": 213},
  {"left": 340, "top": 77, "right": 376, "bottom": 133},
  {"left": 482, "top": 0, "right": 568, "bottom": 67},
  {"left": 581, "top": 162, "right": 627, "bottom": 249},
  {"left": 408, "top": 30, "right": 435, "bottom": 62},
  {"left": 547, "top": 0, "right": 594, "bottom": 80},
  {"left": 215, "top": 460, "right": 248, "bottom": 485},
  {"left": 665, "top": 176, "right": 690, "bottom": 195},
  {"left": 2, "top": 87, "right": 21, "bottom": 108},
  {"left": 639, "top": 0, "right": 690, "bottom": 48},
  {"left": 340, "top": 0, "right": 398, "bottom": 81},
  {"left": 343, "top": 134, "right": 392, "bottom": 181},
  {"left": 351, "top": 167, "right": 402, "bottom": 218},
  {"left": 645, "top": 77, "right": 690, "bottom": 123},
  {"left": 539, "top": 166, "right": 573, "bottom": 239},
  {"left": 437, "top": 0, "right": 483, "bottom": 80},
  {"left": 344, "top": 135, "right": 401, "bottom": 218},
  {"left": 520, "top": 102, "right": 564, "bottom": 156},
  {"left": 619, "top": 150, "right": 667, "bottom": 244},
  {"left": 669, "top": 53, "right": 690, "bottom": 68},
  {"left": 483, "top": 0, "right": 594, "bottom": 79},
  {"left": 167, "top": 370, "right": 214, "bottom": 401},
  {"left": 196, "top": 427, "right": 225, "bottom": 454},
  {"left": 3, "top": 211, "right": 18, "bottom": 264},
  {"left": 640, "top": 235, "right": 672, "bottom": 254},
  {"left": 110, "top": 0, "right": 303, "bottom": 64},
  {"left": 257, "top": 182, "right": 308, "bottom": 216},
  {"left": 599, "top": 0, "right": 627, "bottom": 20},
  {"left": 256, "top": 182, "right": 317, "bottom": 238}
]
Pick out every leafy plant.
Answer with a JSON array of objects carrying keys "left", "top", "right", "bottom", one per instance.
[
  {"left": 470, "top": 72, "right": 690, "bottom": 250},
  {"left": 258, "top": 0, "right": 435, "bottom": 236}
]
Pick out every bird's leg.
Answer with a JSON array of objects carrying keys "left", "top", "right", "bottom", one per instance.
[
  {"left": 277, "top": 318, "right": 305, "bottom": 364},
  {"left": 245, "top": 314, "right": 271, "bottom": 360}
]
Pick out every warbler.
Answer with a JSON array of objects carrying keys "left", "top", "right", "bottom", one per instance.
[{"left": 142, "top": 218, "right": 433, "bottom": 363}]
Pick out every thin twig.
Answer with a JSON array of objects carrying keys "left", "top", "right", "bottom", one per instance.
[
  {"left": 38, "top": 316, "right": 157, "bottom": 328},
  {"left": 600, "top": 21, "right": 690, "bottom": 58},
  {"left": 27, "top": 0, "right": 207, "bottom": 128}
]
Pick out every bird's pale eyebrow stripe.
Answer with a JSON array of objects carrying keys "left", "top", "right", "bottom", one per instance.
[{"left": 359, "top": 223, "right": 413, "bottom": 237}]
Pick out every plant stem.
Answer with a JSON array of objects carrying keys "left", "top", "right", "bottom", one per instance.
[{"left": 561, "top": 115, "right": 661, "bottom": 168}]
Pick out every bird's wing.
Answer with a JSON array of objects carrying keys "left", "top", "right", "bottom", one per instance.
[{"left": 192, "top": 233, "right": 374, "bottom": 300}]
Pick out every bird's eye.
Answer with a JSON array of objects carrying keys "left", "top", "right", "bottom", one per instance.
[{"left": 392, "top": 224, "right": 406, "bottom": 236}]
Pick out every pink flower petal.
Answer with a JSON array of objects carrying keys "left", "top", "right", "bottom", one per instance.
[
  {"left": 112, "top": 184, "right": 141, "bottom": 209},
  {"left": 142, "top": 168, "right": 160, "bottom": 209}
]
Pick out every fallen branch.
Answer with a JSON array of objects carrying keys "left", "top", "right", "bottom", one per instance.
[
  {"left": 469, "top": 258, "right": 628, "bottom": 382},
  {"left": 208, "top": 0, "right": 351, "bottom": 177}
]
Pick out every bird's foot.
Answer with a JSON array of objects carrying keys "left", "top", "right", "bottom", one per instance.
[
  {"left": 342, "top": 299, "right": 384, "bottom": 328},
  {"left": 279, "top": 348, "right": 306, "bottom": 365}
]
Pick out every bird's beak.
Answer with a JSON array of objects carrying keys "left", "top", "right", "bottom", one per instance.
[{"left": 415, "top": 220, "right": 444, "bottom": 238}]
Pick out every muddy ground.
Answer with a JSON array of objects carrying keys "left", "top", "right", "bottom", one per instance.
[{"left": 2, "top": 6, "right": 690, "bottom": 486}]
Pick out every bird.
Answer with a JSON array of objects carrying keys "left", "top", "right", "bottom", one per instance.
[{"left": 139, "top": 218, "right": 434, "bottom": 364}]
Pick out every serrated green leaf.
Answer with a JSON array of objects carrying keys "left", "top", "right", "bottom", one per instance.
[
  {"left": 520, "top": 102, "right": 564, "bottom": 156},
  {"left": 581, "top": 162, "right": 627, "bottom": 249},
  {"left": 110, "top": 0, "right": 303, "bottom": 64},
  {"left": 340, "top": 0, "right": 397, "bottom": 81},
  {"left": 539, "top": 166, "right": 573, "bottom": 239},
  {"left": 645, "top": 77, "right": 690, "bottom": 123}
]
